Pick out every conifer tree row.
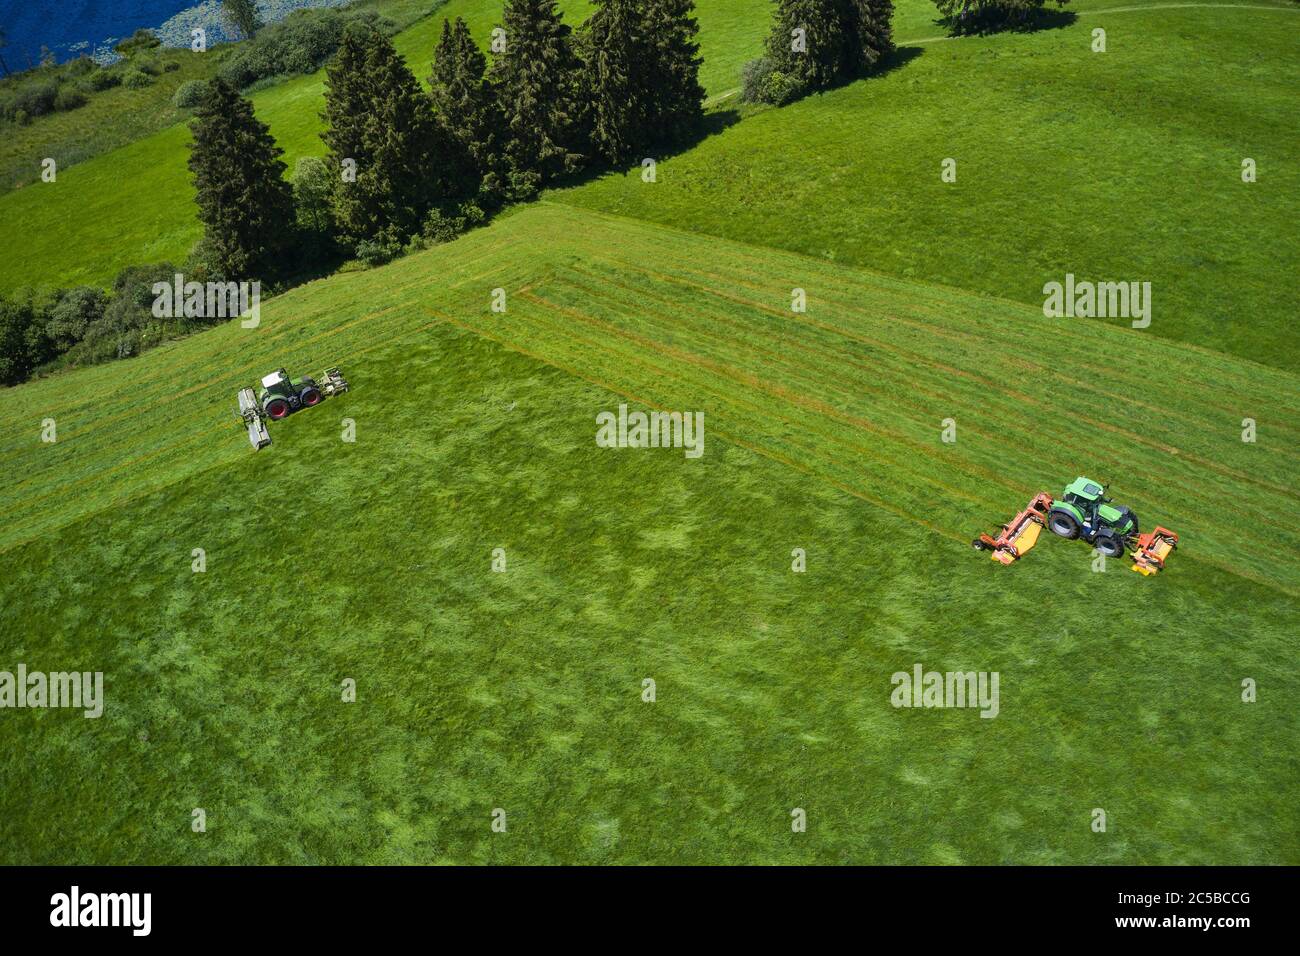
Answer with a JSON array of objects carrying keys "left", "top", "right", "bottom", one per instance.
[
  {"left": 754, "top": 0, "right": 894, "bottom": 103},
  {"left": 584, "top": 0, "right": 706, "bottom": 164},
  {"left": 189, "top": 2, "right": 712, "bottom": 269},
  {"left": 322, "top": 21, "right": 446, "bottom": 248}
]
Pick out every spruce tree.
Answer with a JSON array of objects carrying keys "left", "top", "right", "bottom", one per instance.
[
  {"left": 765, "top": 0, "right": 843, "bottom": 93},
  {"left": 841, "top": 0, "right": 894, "bottom": 75},
  {"left": 187, "top": 75, "right": 293, "bottom": 279},
  {"left": 322, "top": 22, "right": 444, "bottom": 246},
  {"left": 645, "top": 0, "right": 706, "bottom": 144},
  {"left": 583, "top": 0, "right": 705, "bottom": 165},
  {"left": 430, "top": 17, "right": 505, "bottom": 207},
  {"left": 489, "top": 0, "right": 588, "bottom": 200},
  {"left": 583, "top": 0, "right": 652, "bottom": 164}
]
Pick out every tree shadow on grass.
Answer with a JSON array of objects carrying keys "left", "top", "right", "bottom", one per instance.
[
  {"left": 936, "top": 7, "right": 1078, "bottom": 37},
  {"left": 547, "top": 106, "right": 743, "bottom": 193},
  {"left": 871, "top": 44, "right": 925, "bottom": 79}
]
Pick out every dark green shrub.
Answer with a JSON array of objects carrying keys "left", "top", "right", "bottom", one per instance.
[
  {"left": 0, "top": 296, "right": 47, "bottom": 385},
  {"left": 740, "top": 57, "right": 773, "bottom": 104},
  {"left": 422, "top": 203, "right": 486, "bottom": 245},
  {"left": 82, "top": 69, "right": 122, "bottom": 92},
  {"left": 11, "top": 81, "right": 59, "bottom": 118},
  {"left": 115, "top": 29, "right": 162, "bottom": 57},
  {"left": 740, "top": 57, "right": 804, "bottom": 106},
  {"left": 355, "top": 238, "right": 399, "bottom": 267},
  {"left": 123, "top": 70, "right": 153, "bottom": 90},
  {"left": 45, "top": 287, "right": 108, "bottom": 349},
  {"left": 65, "top": 56, "right": 97, "bottom": 77},
  {"left": 54, "top": 87, "right": 87, "bottom": 112},
  {"left": 172, "top": 80, "right": 208, "bottom": 109}
]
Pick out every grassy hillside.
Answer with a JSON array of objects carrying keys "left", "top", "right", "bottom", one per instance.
[
  {"left": 1, "top": 204, "right": 1295, "bottom": 863},
  {"left": 0, "top": 0, "right": 439, "bottom": 195},
  {"left": 0, "top": 47, "right": 215, "bottom": 195},
  {"left": 1, "top": 0, "right": 1296, "bottom": 373},
  {"left": 0, "top": 0, "right": 764, "bottom": 294},
  {"left": 557, "top": 3, "right": 1300, "bottom": 369}
]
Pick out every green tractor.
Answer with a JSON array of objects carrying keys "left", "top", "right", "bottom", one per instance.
[
  {"left": 236, "top": 367, "right": 349, "bottom": 450},
  {"left": 973, "top": 476, "right": 1179, "bottom": 574},
  {"left": 1045, "top": 477, "right": 1139, "bottom": 558},
  {"left": 257, "top": 368, "right": 324, "bottom": 420}
]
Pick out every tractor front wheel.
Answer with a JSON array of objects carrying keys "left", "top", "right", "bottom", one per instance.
[
  {"left": 265, "top": 398, "right": 291, "bottom": 420},
  {"left": 1095, "top": 533, "right": 1126, "bottom": 558},
  {"left": 1048, "top": 510, "right": 1080, "bottom": 539},
  {"left": 299, "top": 387, "right": 322, "bottom": 407}
]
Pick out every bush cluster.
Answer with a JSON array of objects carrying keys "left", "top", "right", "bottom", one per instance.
[
  {"left": 217, "top": 9, "right": 389, "bottom": 90},
  {"left": 0, "top": 262, "right": 222, "bottom": 384},
  {"left": 172, "top": 80, "right": 209, "bottom": 109}
]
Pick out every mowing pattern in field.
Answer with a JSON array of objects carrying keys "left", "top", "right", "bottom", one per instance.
[
  {"left": 2, "top": 203, "right": 1297, "bottom": 594},
  {"left": 2, "top": 204, "right": 1296, "bottom": 864}
]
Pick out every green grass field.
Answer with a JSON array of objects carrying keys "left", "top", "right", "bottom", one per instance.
[
  {"left": 0, "top": 0, "right": 1297, "bottom": 864},
  {"left": 0, "top": 0, "right": 439, "bottom": 195},
  {"left": 1, "top": 0, "right": 1295, "bottom": 372},
  {"left": 1, "top": 204, "right": 1296, "bottom": 863}
]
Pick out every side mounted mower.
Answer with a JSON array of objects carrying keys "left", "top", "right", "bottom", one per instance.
[
  {"left": 236, "top": 366, "right": 349, "bottom": 450},
  {"left": 972, "top": 477, "right": 1179, "bottom": 576}
]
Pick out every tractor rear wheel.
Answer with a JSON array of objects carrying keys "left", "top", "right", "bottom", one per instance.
[
  {"left": 1095, "top": 533, "right": 1126, "bottom": 558},
  {"left": 1048, "top": 510, "right": 1080, "bottom": 539},
  {"left": 265, "top": 398, "right": 291, "bottom": 420},
  {"left": 299, "top": 386, "right": 322, "bottom": 407}
]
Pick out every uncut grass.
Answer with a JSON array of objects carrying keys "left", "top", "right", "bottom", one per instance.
[{"left": 1, "top": 312, "right": 1296, "bottom": 864}]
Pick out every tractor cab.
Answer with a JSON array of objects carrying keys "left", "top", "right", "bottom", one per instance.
[
  {"left": 1062, "top": 477, "right": 1106, "bottom": 510},
  {"left": 260, "top": 369, "right": 293, "bottom": 399}
]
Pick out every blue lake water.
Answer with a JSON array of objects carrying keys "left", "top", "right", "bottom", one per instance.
[{"left": 0, "top": 1, "right": 197, "bottom": 67}]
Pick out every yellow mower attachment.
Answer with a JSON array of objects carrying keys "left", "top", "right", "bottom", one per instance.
[
  {"left": 972, "top": 493, "right": 1054, "bottom": 565},
  {"left": 1131, "top": 527, "right": 1178, "bottom": 576}
]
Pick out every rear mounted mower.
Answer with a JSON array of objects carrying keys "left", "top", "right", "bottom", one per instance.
[
  {"left": 235, "top": 366, "right": 349, "bottom": 450},
  {"left": 973, "top": 477, "right": 1179, "bottom": 576}
]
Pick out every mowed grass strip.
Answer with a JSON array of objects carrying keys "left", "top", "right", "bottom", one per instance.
[
  {"left": 463, "top": 207, "right": 1299, "bottom": 592},
  {"left": 462, "top": 269, "right": 1296, "bottom": 593},
  {"left": 8, "top": 204, "right": 1290, "bottom": 589}
]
